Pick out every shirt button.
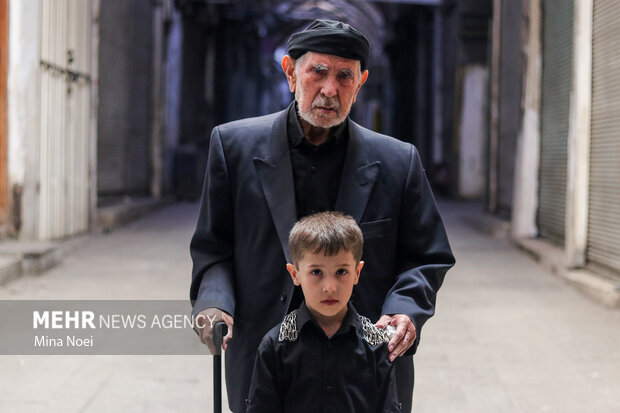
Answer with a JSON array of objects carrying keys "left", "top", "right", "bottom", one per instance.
[
  {"left": 325, "top": 386, "right": 333, "bottom": 393},
  {"left": 310, "top": 166, "right": 317, "bottom": 172},
  {"left": 280, "top": 292, "right": 286, "bottom": 302}
]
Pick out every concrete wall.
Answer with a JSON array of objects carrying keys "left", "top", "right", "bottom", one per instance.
[
  {"left": 512, "top": 0, "right": 541, "bottom": 239},
  {"left": 458, "top": 65, "right": 488, "bottom": 199},
  {"left": 7, "top": 0, "right": 40, "bottom": 239}
]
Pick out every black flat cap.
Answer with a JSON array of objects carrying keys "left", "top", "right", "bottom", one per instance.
[{"left": 287, "top": 19, "right": 370, "bottom": 70}]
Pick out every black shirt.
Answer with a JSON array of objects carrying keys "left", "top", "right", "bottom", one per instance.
[
  {"left": 287, "top": 103, "right": 349, "bottom": 219},
  {"left": 287, "top": 104, "right": 350, "bottom": 311},
  {"left": 246, "top": 302, "right": 400, "bottom": 413}
]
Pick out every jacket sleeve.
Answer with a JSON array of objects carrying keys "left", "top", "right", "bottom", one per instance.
[
  {"left": 381, "top": 145, "right": 455, "bottom": 353},
  {"left": 376, "top": 346, "right": 401, "bottom": 413},
  {"left": 246, "top": 336, "right": 284, "bottom": 413},
  {"left": 189, "top": 126, "right": 236, "bottom": 317}
]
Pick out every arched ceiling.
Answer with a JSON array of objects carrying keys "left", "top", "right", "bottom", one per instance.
[
  {"left": 176, "top": 0, "right": 387, "bottom": 61},
  {"left": 268, "top": 0, "right": 385, "bottom": 56}
]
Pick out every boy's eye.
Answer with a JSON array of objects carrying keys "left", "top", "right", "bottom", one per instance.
[
  {"left": 335, "top": 269, "right": 347, "bottom": 275},
  {"left": 311, "top": 269, "right": 322, "bottom": 276}
]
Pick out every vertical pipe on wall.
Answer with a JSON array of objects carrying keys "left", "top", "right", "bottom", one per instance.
[
  {"left": 90, "top": 0, "right": 100, "bottom": 230},
  {"left": 488, "top": 0, "right": 501, "bottom": 212},
  {"left": 150, "top": 4, "right": 163, "bottom": 199}
]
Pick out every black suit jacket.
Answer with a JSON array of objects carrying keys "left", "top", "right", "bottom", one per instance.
[{"left": 190, "top": 104, "right": 455, "bottom": 412}]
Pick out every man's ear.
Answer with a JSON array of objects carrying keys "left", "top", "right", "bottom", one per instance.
[
  {"left": 286, "top": 263, "right": 301, "bottom": 286},
  {"left": 281, "top": 55, "right": 297, "bottom": 93},
  {"left": 352, "top": 70, "right": 369, "bottom": 104}
]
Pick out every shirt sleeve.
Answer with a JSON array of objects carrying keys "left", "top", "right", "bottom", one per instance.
[{"left": 246, "top": 336, "right": 284, "bottom": 413}]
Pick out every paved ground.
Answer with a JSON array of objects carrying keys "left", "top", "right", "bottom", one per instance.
[
  {"left": 415, "top": 202, "right": 620, "bottom": 413},
  {"left": 0, "top": 200, "right": 618, "bottom": 412}
]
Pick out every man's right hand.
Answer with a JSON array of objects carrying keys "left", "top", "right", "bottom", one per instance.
[{"left": 194, "top": 308, "right": 234, "bottom": 355}]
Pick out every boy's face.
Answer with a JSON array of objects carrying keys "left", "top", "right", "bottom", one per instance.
[{"left": 286, "top": 250, "right": 363, "bottom": 324}]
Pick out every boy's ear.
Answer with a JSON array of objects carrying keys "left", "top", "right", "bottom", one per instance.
[
  {"left": 286, "top": 263, "right": 301, "bottom": 286},
  {"left": 353, "top": 261, "right": 364, "bottom": 285}
]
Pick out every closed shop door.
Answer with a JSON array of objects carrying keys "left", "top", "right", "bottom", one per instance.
[
  {"left": 126, "top": 0, "right": 153, "bottom": 194},
  {"left": 496, "top": 0, "right": 524, "bottom": 215},
  {"left": 97, "top": 0, "right": 153, "bottom": 200},
  {"left": 39, "top": 0, "right": 91, "bottom": 239},
  {"left": 537, "top": 0, "right": 573, "bottom": 245},
  {"left": 588, "top": 0, "right": 620, "bottom": 275}
]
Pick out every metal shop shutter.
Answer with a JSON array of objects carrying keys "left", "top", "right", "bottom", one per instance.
[
  {"left": 497, "top": 0, "right": 524, "bottom": 215},
  {"left": 39, "top": 0, "right": 91, "bottom": 239},
  {"left": 97, "top": 0, "right": 130, "bottom": 195},
  {"left": 97, "top": 0, "right": 152, "bottom": 198},
  {"left": 588, "top": 0, "right": 620, "bottom": 274},
  {"left": 537, "top": 0, "right": 573, "bottom": 245},
  {"left": 126, "top": 0, "right": 153, "bottom": 194}
]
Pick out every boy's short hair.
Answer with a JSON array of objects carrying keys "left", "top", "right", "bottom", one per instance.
[{"left": 289, "top": 211, "right": 363, "bottom": 265}]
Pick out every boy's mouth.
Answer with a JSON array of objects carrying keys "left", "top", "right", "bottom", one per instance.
[{"left": 321, "top": 299, "right": 339, "bottom": 305}]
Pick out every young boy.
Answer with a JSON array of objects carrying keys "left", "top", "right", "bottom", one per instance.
[{"left": 246, "top": 212, "right": 400, "bottom": 413}]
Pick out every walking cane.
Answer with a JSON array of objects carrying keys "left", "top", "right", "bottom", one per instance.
[{"left": 213, "top": 321, "right": 228, "bottom": 413}]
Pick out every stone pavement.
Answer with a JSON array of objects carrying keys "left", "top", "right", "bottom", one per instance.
[
  {"left": 0, "top": 200, "right": 618, "bottom": 412},
  {"left": 414, "top": 201, "right": 620, "bottom": 413},
  {"left": 0, "top": 202, "right": 232, "bottom": 413}
]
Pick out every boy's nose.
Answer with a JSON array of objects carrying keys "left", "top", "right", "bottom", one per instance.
[{"left": 323, "top": 279, "right": 337, "bottom": 294}]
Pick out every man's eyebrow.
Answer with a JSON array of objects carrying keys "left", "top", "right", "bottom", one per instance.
[{"left": 311, "top": 63, "right": 328, "bottom": 71}]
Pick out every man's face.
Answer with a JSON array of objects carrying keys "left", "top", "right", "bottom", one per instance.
[
  {"left": 287, "top": 250, "right": 363, "bottom": 323},
  {"left": 284, "top": 52, "right": 369, "bottom": 128}
]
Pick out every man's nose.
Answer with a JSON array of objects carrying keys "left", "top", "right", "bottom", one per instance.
[{"left": 320, "top": 77, "right": 338, "bottom": 98}]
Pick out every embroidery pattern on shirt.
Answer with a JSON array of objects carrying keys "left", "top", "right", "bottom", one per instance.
[
  {"left": 359, "top": 315, "right": 391, "bottom": 346},
  {"left": 278, "top": 309, "right": 299, "bottom": 342}
]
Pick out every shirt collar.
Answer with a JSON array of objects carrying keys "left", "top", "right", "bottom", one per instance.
[
  {"left": 287, "top": 102, "right": 348, "bottom": 149},
  {"left": 296, "top": 300, "right": 361, "bottom": 338}
]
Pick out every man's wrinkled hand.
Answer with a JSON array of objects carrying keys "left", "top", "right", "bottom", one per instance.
[
  {"left": 193, "top": 308, "right": 234, "bottom": 355},
  {"left": 376, "top": 314, "right": 416, "bottom": 362}
]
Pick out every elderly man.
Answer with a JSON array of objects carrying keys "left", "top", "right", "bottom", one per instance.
[{"left": 191, "top": 20, "right": 454, "bottom": 413}]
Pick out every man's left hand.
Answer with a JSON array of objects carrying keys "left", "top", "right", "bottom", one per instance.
[{"left": 376, "top": 314, "right": 416, "bottom": 362}]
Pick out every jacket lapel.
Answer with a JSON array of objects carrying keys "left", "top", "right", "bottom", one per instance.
[
  {"left": 253, "top": 111, "right": 382, "bottom": 261},
  {"left": 253, "top": 106, "right": 296, "bottom": 262},
  {"left": 335, "top": 120, "right": 381, "bottom": 223}
]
